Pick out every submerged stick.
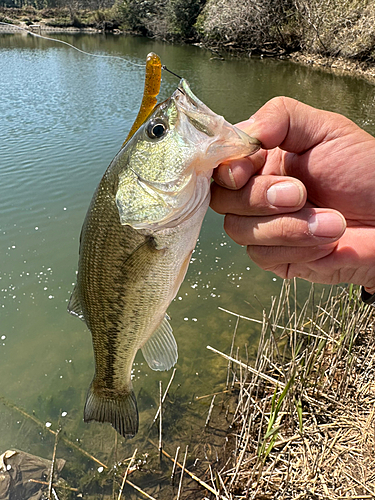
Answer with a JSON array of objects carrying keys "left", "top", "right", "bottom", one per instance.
[
  {"left": 171, "top": 446, "right": 180, "bottom": 485},
  {"left": 152, "top": 368, "right": 176, "bottom": 424},
  {"left": 148, "top": 439, "right": 219, "bottom": 496},
  {"left": 176, "top": 445, "right": 188, "bottom": 500},
  {"left": 126, "top": 479, "right": 157, "bottom": 500},
  {"left": 195, "top": 390, "right": 230, "bottom": 401},
  {"left": 118, "top": 448, "right": 137, "bottom": 500},
  {"left": 205, "top": 395, "right": 216, "bottom": 428},
  {"left": 48, "top": 428, "right": 60, "bottom": 500},
  {"left": 51, "top": 489, "right": 59, "bottom": 500},
  {"left": 159, "top": 381, "right": 163, "bottom": 461},
  {"left": 28, "top": 479, "right": 78, "bottom": 492},
  {"left": 226, "top": 315, "right": 240, "bottom": 389},
  {"left": 61, "top": 435, "right": 107, "bottom": 469}
]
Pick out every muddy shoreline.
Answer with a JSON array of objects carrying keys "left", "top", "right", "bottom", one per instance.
[
  {"left": 0, "top": 22, "right": 101, "bottom": 34},
  {"left": 290, "top": 51, "right": 375, "bottom": 84}
]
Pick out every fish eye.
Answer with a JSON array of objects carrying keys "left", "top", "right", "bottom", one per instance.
[{"left": 146, "top": 119, "right": 168, "bottom": 140}]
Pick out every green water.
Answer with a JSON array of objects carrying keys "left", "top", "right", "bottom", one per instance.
[{"left": 1, "top": 32, "right": 375, "bottom": 497}]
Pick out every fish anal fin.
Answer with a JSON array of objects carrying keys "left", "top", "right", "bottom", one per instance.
[
  {"left": 141, "top": 315, "right": 178, "bottom": 371},
  {"left": 84, "top": 382, "right": 138, "bottom": 438},
  {"left": 67, "top": 284, "right": 85, "bottom": 321}
]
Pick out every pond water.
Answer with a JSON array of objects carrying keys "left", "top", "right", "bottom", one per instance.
[{"left": 1, "top": 31, "right": 375, "bottom": 497}]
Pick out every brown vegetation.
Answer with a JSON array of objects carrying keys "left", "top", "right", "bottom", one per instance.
[
  {"left": 207, "top": 282, "right": 375, "bottom": 498},
  {"left": 2, "top": 0, "right": 375, "bottom": 65},
  {"left": 195, "top": 0, "right": 298, "bottom": 55},
  {"left": 294, "top": 0, "right": 375, "bottom": 61},
  {"left": 197, "top": 0, "right": 375, "bottom": 62}
]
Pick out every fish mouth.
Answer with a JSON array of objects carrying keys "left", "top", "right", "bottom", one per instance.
[
  {"left": 116, "top": 79, "right": 261, "bottom": 232},
  {"left": 171, "top": 79, "right": 261, "bottom": 172}
]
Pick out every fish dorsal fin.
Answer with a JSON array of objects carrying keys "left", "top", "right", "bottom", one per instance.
[
  {"left": 141, "top": 315, "right": 178, "bottom": 371},
  {"left": 67, "top": 284, "right": 85, "bottom": 321}
]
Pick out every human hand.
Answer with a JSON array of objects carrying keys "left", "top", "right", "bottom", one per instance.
[{"left": 210, "top": 97, "right": 375, "bottom": 291}]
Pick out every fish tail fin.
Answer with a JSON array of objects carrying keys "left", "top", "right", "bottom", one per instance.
[{"left": 84, "top": 382, "right": 138, "bottom": 438}]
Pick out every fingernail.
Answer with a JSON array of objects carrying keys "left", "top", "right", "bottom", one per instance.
[
  {"left": 227, "top": 166, "right": 237, "bottom": 189},
  {"left": 308, "top": 212, "right": 346, "bottom": 238},
  {"left": 267, "top": 182, "right": 303, "bottom": 207},
  {"left": 215, "top": 165, "right": 237, "bottom": 189}
]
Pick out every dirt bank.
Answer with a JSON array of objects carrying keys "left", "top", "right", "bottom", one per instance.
[{"left": 290, "top": 52, "right": 375, "bottom": 84}]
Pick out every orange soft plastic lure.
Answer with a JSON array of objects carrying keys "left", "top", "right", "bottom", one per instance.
[{"left": 123, "top": 52, "right": 162, "bottom": 145}]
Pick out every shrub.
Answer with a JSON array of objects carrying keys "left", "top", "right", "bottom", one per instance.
[
  {"left": 295, "top": 0, "right": 375, "bottom": 61},
  {"left": 197, "top": 0, "right": 297, "bottom": 54},
  {"left": 166, "top": 0, "right": 206, "bottom": 39},
  {"left": 115, "top": 0, "right": 204, "bottom": 39},
  {"left": 116, "top": 0, "right": 166, "bottom": 34}
]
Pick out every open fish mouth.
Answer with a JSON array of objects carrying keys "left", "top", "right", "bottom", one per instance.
[{"left": 115, "top": 78, "right": 262, "bottom": 231}]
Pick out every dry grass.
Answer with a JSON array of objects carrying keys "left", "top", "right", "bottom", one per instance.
[
  {"left": 209, "top": 281, "right": 375, "bottom": 499},
  {"left": 295, "top": 0, "right": 375, "bottom": 60}
]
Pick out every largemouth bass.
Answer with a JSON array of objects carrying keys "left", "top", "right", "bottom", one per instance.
[{"left": 68, "top": 78, "right": 260, "bottom": 438}]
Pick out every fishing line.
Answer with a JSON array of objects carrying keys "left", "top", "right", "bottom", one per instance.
[
  {"left": 162, "top": 65, "right": 182, "bottom": 80},
  {"left": 0, "top": 21, "right": 146, "bottom": 67},
  {"left": 0, "top": 22, "right": 187, "bottom": 78}
]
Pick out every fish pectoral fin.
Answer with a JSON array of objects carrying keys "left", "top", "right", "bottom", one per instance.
[
  {"left": 141, "top": 315, "right": 178, "bottom": 371},
  {"left": 67, "top": 284, "right": 85, "bottom": 321}
]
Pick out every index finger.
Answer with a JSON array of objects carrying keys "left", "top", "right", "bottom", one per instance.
[
  {"left": 217, "top": 96, "right": 361, "bottom": 184},
  {"left": 214, "top": 96, "right": 328, "bottom": 188},
  {"left": 238, "top": 96, "right": 357, "bottom": 153}
]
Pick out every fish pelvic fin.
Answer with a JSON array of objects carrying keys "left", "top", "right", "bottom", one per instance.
[
  {"left": 84, "top": 382, "right": 138, "bottom": 438},
  {"left": 141, "top": 314, "right": 178, "bottom": 371}
]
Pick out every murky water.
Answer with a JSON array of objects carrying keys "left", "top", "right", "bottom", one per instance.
[{"left": 1, "top": 32, "right": 375, "bottom": 497}]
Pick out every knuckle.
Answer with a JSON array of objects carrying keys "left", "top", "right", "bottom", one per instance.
[
  {"left": 274, "top": 216, "right": 308, "bottom": 243},
  {"left": 224, "top": 214, "right": 243, "bottom": 244},
  {"left": 248, "top": 247, "right": 289, "bottom": 278},
  {"left": 247, "top": 245, "right": 276, "bottom": 268},
  {"left": 273, "top": 217, "right": 295, "bottom": 240}
]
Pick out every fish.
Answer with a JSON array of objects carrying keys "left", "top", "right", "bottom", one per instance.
[{"left": 68, "top": 78, "right": 261, "bottom": 438}]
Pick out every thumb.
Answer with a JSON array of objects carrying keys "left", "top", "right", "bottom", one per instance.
[{"left": 236, "top": 96, "right": 356, "bottom": 153}]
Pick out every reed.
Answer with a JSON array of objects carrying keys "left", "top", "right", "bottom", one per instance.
[
  {"left": 209, "top": 281, "right": 375, "bottom": 499},
  {"left": 48, "top": 427, "right": 61, "bottom": 500},
  {"left": 117, "top": 447, "right": 137, "bottom": 499},
  {"left": 176, "top": 445, "right": 188, "bottom": 500}
]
